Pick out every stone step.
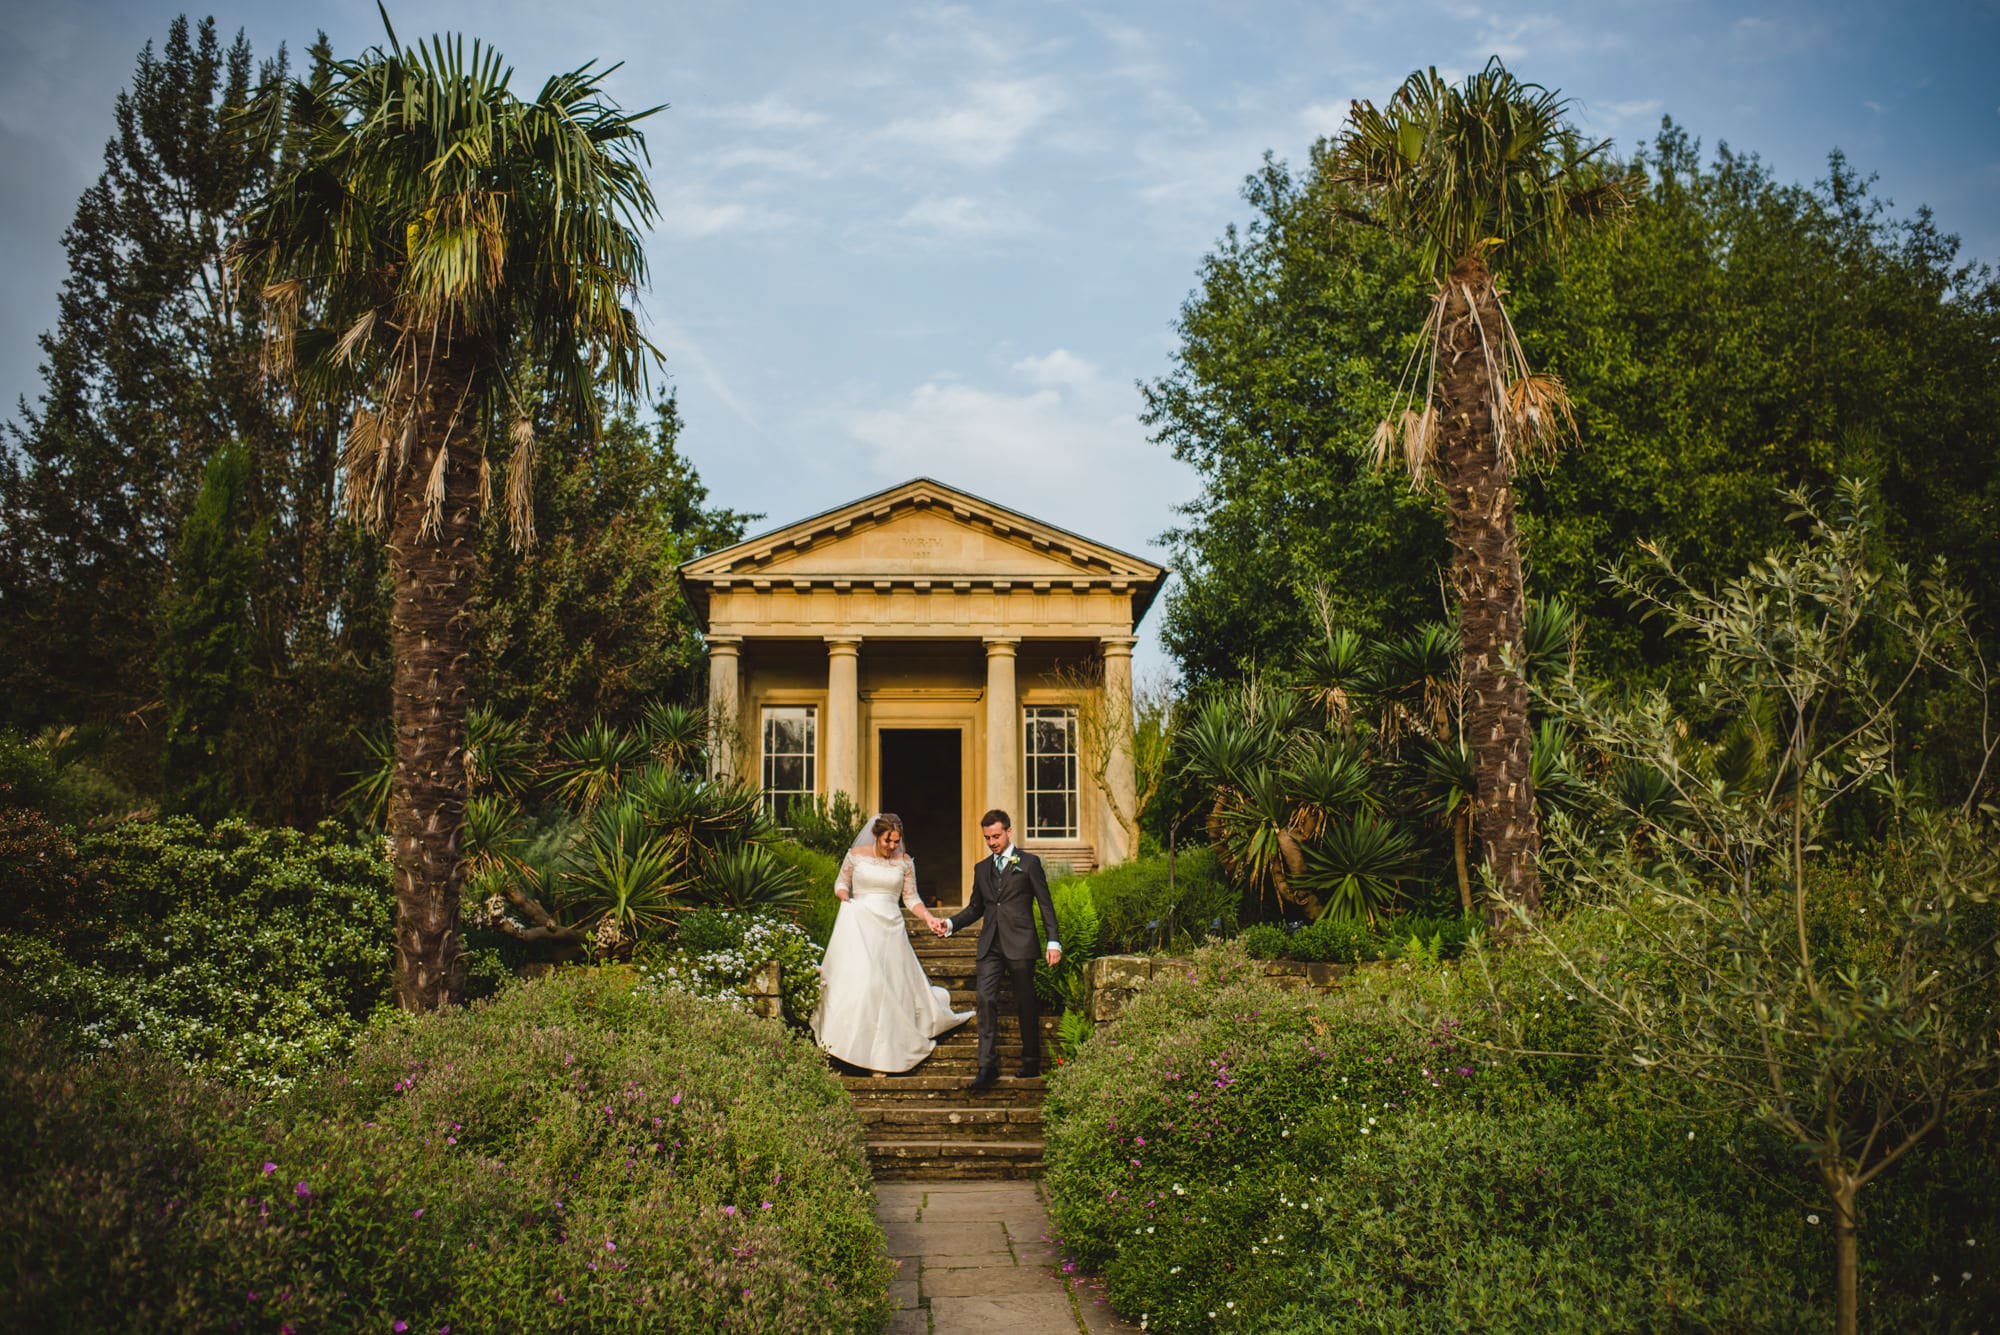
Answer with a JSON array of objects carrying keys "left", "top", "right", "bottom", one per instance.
[
  {"left": 867, "top": 1138, "right": 1044, "bottom": 1182},
  {"left": 843, "top": 1080, "right": 1044, "bottom": 1107},
  {"left": 858, "top": 1104, "right": 1044, "bottom": 1134}
]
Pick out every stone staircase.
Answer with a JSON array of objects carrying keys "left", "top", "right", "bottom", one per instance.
[{"left": 839, "top": 909, "right": 1056, "bottom": 1181}]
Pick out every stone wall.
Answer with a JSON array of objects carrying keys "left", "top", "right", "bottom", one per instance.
[{"left": 1081, "top": 953, "right": 1361, "bottom": 1023}]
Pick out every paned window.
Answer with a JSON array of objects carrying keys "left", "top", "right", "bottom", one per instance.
[
  {"left": 1023, "top": 705, "right": 1078, "bottom": 839},
  {"left": 761, "top": 705, "right": 817, "bottom": 819}
]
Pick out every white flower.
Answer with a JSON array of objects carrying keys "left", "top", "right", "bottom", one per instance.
[{"left": 1808, "top": 1214, "right": 1820, "bottom": 1226}]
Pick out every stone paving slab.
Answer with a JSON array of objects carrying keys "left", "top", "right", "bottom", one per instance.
[{"left": 871, "top": 1180, "right": 1141, "bottom": 1334}]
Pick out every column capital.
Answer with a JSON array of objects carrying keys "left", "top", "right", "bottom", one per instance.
[
  {"left": 1099, "top": 634, "right": 1138, "bottom": 656},
  {"left": 982, "top": 635, "right": 1021, "bottom": 655},
  {"left": 823, "top": 635, "right": 862, "bottom": 655},
  {"left": 706, "top": 635, "right": 743, "bottom": 653}
]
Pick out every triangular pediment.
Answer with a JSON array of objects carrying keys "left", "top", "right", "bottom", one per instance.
[{"left": 679, "top": 478, "right": 1166, "bottom": 627}]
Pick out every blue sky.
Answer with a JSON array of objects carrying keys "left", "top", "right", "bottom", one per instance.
[{"left": 4, "top": 1, "right": 1997, "bottom": 679}]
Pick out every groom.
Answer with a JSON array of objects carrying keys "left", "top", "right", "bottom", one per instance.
[{"left": 932, "top": 809, "right": 1060, "bottom": 1093}]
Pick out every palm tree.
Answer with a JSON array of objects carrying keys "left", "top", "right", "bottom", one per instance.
[
  {"left": 235, "top": 13, "right": 659, "bottom": 1008},
  {"left": 1326, "top": 58, "right": 1634, "bottom": 926}
]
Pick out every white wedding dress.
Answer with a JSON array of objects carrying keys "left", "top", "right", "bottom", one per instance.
[{"left": 811, "top": 851, "right": 972, "bottom": 1073}]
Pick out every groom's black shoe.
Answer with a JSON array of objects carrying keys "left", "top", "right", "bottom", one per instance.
[
  {"left": 1014, "top": 1060, "right": 1040, "bottom": 1079},
  {"left": 965, "top": 1066, "right": 999, "bottom": 1095}
]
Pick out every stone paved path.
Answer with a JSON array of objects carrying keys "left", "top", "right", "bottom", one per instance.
[{"left": 874, "top": 1181, "right": 1139, "bottom": 1334}]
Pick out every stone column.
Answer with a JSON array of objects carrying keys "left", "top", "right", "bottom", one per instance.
[
  {"left": 706, "top": 636, "right": 742, "bottom": 778},
  {"left": 824, "top": 637, "right": 861, "bottom": 805},
  {"left": 983, "top": 637, "right": 1020, "bottom": 820},
  {"left": 1100, "top": 635, "right": 1139, "bottom": 862}
]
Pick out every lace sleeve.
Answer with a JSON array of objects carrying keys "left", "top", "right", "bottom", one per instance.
[
  {"left": 835, "top": 850, "right": 855, "bottom": 897},
  {"left": 900, "top": 857, "right": 922, "bottom": 911}
]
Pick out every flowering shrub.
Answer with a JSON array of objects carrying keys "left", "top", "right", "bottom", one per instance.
[
  {"left": 1042, "top": 934, "right": 2000, "bottom": 1332},
  {"left": 1239, "top": 910, "right": 1475, "bottom": 964},
  {"left": 2, "top": 971, "right": 894, "bottom": 1332},
  {"left": 0, "top": 818, "right": 398, "bottom": 1089},
  {"left": 638, "top": 908, "right": 825, "bottom": 1024}
]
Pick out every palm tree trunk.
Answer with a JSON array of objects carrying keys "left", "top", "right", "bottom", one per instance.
[
  {"left": 1434, "top": 255, "right": 1541, "bottom": 929},
  {"left": 386, "top": 346, "right": 484, "bottom": 1011},
  {"left": 1452, "top": 806, "right": 1473, "bottom": 915}
]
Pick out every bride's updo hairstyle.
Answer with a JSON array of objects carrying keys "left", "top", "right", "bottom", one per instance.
[{"left": 872, "top": 813, "right": 904, "bottom": 840}]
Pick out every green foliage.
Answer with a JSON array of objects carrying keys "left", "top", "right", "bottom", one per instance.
[
  {"left": 0, "top": 818, "right": 396, "bottom": 1089},
  {"left": 474, "top": 399, "right": 753, "bottom": 741},
  {"left": 692, "top": 843, "right": 808, "bottom": 913},
  {"left": 640, "top": 909, "right": 827, "bottom": 1025},
  {"left": 0, "top": 21, "right": 389, "bottom": 823},
  {"left": 0, "top": 973, "right": 893, "bottom": 1331},
  {"left": 1042, "top": 938, "right": 1999, "bottom": 1332},
  {"left": 1237, "top": 911, "right": 1475, "bottom": 964},
  {"left": 0, "top": 727, "right": 139, "bottom": 824},
  {"left": 1151, "top": 124, "right": 2000, "bottom": 694},
  {"left": 767, "top": 840, "right": 842, "bottom": 945},
  {"left": 157, "top": 440, "right": 262, "bottom": 822},
  {"left": 1035, "top": 879, "right": 1101, "bottom": 1005},
  {"left": 778, "top": 790, "right": 868, "bottom": 857},
  {"left": 1525, "top": 484, "right": 2000, "bottom": 1324},
  {"left": 1082, "top": 846, "right": 1237, "bottom": 952}
]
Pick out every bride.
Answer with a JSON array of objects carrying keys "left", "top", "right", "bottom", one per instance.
[{"left": 811, "top": 813, "right": 972, "bottom": 1073}]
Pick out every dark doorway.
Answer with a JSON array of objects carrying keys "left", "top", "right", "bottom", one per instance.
[{"left": 878, "top": 729, "right": 962, "bottom": 907}]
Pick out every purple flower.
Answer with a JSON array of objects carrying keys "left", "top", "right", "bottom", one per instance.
[
  {"left": 294, "top": 1182, "right": 311, "bottom": 1198},
  {"left": 605, "top": 1240, "right": 616, "bottom": 1251},
  {"left": 412, "top": 1208, "right": 424, "bottom": 1220},
  {"left": 394, "top": 1323, "right": 409, "bottom": 1332},
  {"left": 261, "top": 1161, "right": 277, "bottom": 1176},
  {"left": 671, "top": 1093, "right": 682, "bottom": 1106},
  {"left": 722, "top": 1205, "right": 737, "bottom": 1216},
  {"left": 760, "top": 1201, "right": 773, "bottom": 1210}
]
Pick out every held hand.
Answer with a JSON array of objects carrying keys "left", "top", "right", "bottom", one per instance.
[
  {"left": 1045, "top": 946, "right": 1061, "bottom": 968},
  {"left": 835, "top": 887, "right": 850, "bottom": 902},
  {"left": 932, "top": 918, "right": 951, "bottom": 937}
]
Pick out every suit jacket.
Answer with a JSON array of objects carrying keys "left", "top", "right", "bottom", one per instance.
[{"left": 950, "top": 848, "right": 1059, "bottom": 964}]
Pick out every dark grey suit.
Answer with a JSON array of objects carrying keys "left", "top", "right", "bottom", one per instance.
[{"left": 949, "top": 848, "right": 1059, "bottom": 1074}]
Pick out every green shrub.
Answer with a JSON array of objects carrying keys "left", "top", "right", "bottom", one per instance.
[
  {"left": 1035, "top": 878, "right": 1101, "bottom": 1005},
  {"left": 1285, "top": 911, "right": 1377, "bottom": 962},
  {"left": 643, "top": 908, "right": 826, "bottom": 1024},
  {"left": 0, "top": 817, "right": 398, "bottom": 1089},
  {"left": 1239, "top": 921, "right": 1287, "bottom": 959},
  {"left": 0, "top": 727, "right": 139, "bottom": 824},
  {"left": 1084, "top": 845, "right": 1236, "bottom": 952},
  {"left": 1042, "top": 934, "right": 2000, "bottom": 1332},
  {"left": 778, "top": 791, "right": 867, "bottom": 857},
  {"left": 767, "top": 838, "right": 842, "bottom": 945},
  {"left": 0, "top": 973, "right": 895, "bottom": 1332}
]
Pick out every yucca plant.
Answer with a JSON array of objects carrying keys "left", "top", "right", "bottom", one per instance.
[
  {"left": 1282, "top": 736, "right": 1378, "bottom": 840},
  {"left": 1295, "top": 811, "right": 1419, "bottom": 924},
  {"left": 1409, "top": 735, "right": 1477, "bottom": 914},
  {"left": 565, "top": 798, "right": 689, "bottom": 953},
  {"left": 548, "top": 720, "right": 650, "bottom": 815},
  {"left": 1212, "top": 765, "right": 1311, "bottom": 918},
  {"left": 640, "top": 699, "right": 709, "bottom": 777},
  {"left": 465, "top": 707, "right": 536, "bottom": 800},
  {"left": 1371, "top": 622, "right": 1460, "bottom": 743},
  {"left": 691, "top": 844, "right": 806, "bottom": 912}
]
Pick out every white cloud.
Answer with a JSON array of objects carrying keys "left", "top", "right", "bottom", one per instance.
[
  {"left": 705, "top": 145, "right": 829, "bottom": 177},
  {"left": 704, "top": 95, "right": 827, "bottom": 130},
  {"left": 880, "top": 77, "right": 1062, "bottom": 168},
  {"left": 844, "top": 350, "right": 1193, "bottom": 558},
  {"left": 652, "top": 192, "right": 797, "bottom": 239},
  {"left": 891, "top": 193, "right": 1041, "bottom": 239}
]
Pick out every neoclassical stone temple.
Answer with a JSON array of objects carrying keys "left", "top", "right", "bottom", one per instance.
[{"left": 679, "top": 478, "right": 1166, "bottom": 904}]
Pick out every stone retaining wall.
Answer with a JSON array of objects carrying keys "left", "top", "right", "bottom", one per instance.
[{"left": 1081, "top": 953, "right": 1361, "bottom": 1023}]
